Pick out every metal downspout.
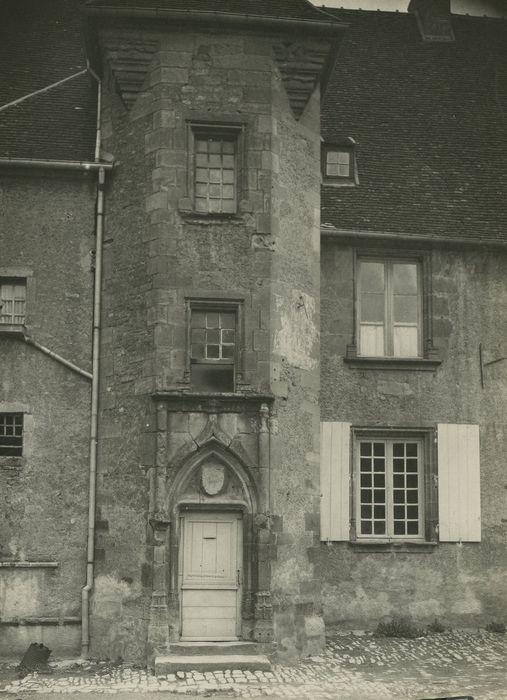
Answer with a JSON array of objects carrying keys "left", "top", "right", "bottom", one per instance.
[{"left": 81, "top": 65, "right": 104, "bottom": 658}]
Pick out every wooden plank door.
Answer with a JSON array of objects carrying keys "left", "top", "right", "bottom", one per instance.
[{"left": 180, "top": 511, "right": 242, "bottom": 641}]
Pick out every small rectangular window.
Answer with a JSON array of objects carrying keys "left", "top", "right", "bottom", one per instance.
[
  {"left": 188, "top": 123, "right": 244, "bottom": 215},
  {"left": 0, "top": 413, "right": 24, "bottom": 457},
  {"left": 190, "top": 307, "right": 237, "bottom": 392},
  {"left": 322, "top": 142, "right": 357, "bottom": 185},
  {"left": 0, "top": 280, "right": 26, "bottom": 325},
  {"left": 358, "top": 259, "right": 421, "bottom": 358},
  {"left": 356, "top": 437, "right": 424, "bottom": 540}
]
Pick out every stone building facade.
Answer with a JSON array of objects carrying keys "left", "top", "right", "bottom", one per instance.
[{"left": 0, "top": 0, "right": 506, "bottom": 665}]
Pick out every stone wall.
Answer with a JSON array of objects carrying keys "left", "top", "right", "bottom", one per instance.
[
  {"left": 90, "top": 20, "right": 326, "bottom": 662},
  {"left": 318, "top": 240, "right": 507, "bottom": 629}
]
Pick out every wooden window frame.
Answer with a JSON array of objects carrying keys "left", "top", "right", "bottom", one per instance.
[
  {"left": 0, "top": 412, "right": 24, "bottom": 457},
  {"left": 351, "top": 427, "right": 438, "bottom": 546},
  {"left": 187, "top": 122, "right": 246, "bottom": 217},
  {"left": 184, "top": 298, "right": 244, "bottom": 392},
  {"left": 0, "top": 278, "right": 26, "bottom": 326},
  {"left": 345, "top": 248, "right": 441, "bottom": 369}
]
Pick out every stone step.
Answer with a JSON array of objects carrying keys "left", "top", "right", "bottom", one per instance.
[
  {"left": 169, "top": 641, "right": 261, "bottom": 656},
  {"left": 154, "top": 653, "right": 272, "bottom": 674}
]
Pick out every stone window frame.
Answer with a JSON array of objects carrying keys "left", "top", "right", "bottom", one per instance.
[
  {"left": 321, "top": 139, "right": 358, "bottom": 187},
  {"left": 184, "top": 120, "right": 247, "bottom": 218},
  {"left": 350, "top": 426, "right": 438, "bottom": 550},
  {"left": 345, "top": 247, "right": 441, "bottom": 370},
  {"left": 0, "top": 402, "right": 33, "bottom": 471},
  {"left": 184, "top": 297, "right": 245, "bottom": 392}
]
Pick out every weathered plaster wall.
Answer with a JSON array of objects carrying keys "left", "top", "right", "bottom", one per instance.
[
  {"left": 319, "top": 241, "right": 507, "bottom": 629},
  {"left": 0, "top": 173, "right": 94, "bottom": 657}
]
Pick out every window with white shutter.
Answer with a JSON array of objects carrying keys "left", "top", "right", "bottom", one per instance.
[
  {"left": 320, "top": 422, "right": 351, "bottom": 541},
  {"left": 437, "top": 424, "right": 481, "bottom": 542}
]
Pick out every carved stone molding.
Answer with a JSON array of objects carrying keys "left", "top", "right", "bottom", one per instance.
[
  {"left": 273, "top": 40, "right": 333, "bottom": 119},
  {"left": 101, "top": 34, "right": 160, "bottom": 109}
]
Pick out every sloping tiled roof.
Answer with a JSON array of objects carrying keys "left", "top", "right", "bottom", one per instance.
[
  {"left": 84, "top": 0, "right": 340, "bottom": 25},
  {"left": 321, "top": 9, "right": 507, "bottom": 242},
  {"left": 0, "top": 0, "right": 96, "bottom": 162}
]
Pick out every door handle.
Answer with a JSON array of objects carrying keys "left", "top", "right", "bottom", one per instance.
[{"left": 237, "top": 569, "right": 241, "bottom": 587}]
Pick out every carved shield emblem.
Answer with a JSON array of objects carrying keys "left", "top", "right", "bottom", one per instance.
[{"left": 201, "top": 463, "right": 226, "bottom": 496}]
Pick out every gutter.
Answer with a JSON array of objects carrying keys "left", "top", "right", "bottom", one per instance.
[
  {"left": 81, "top": 68, "right": 107, "bottom": 658},
  {"left": 84, "top": 6, "right": 348, "bottom": 36},
  {"left": 321, "top": 226, "right": 507, "bottom": 249},
  {"left": 0, "top": 158, "right": 113, "bottom": 172}
]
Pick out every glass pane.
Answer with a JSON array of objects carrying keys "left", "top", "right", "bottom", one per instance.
[
  {"left": 195, "top": 168, "right": 209, "bottom": 183},
  {"left": 393, "top": 326, "right": 419, "bottom": 357},
  {"left": 206, "top": 329, "right": 220, "bottom": 344},
  {"left": 362, "top": 490, "right": 372, "bottom": 504},
  {"left": 407, "top": 506, "right": 419, "bottom": 519},
  {"left": 374, "top": 473, "right": 385, "bottom": 487},
  {"left": 407, "top": 490, "right": 418, "bottom": 504},
  {"left": 360, "top": 324, "right": 384, "bottom": 356},
  {"left": 209, "top": 154, "right": 222, "bottom": 168},
  {"left": 220, "top": 312, "right": 235, "bottom": 329},
  {"left": 394, "top": 522, "right": 406, "bottom": 535},
  {"left": 222, "top": 141, "right": 235, "bottom": 154},
  {"left": 191, "top": 343, "right": 205, "bottom": 360},
  {"left": 406, "top": 443, "right": 418, "bottom": 457},
  {"left": 407, "top": 474, "right": 418, "bottom": 489},
  {"left": 222, "top": 185, "right": 235, "bottom": 199},
  {"left": 206, "top": 313, "right": 219, "bottom": 328},
  {"left": 223, "top": 155, "right": 235, "bottom": 168},
  {"left": 361, "top": 473, "right": 372, "bottom": 487},
  {"left": 407, "top": 521, "right": 419, "bottom": 535},
  {"left": 373, "top": 505, "right": 385, "bottom": 519},
  {"left": 195, "top": 183, "right": 209, "bottom": 197},
  {"left": 362, "top": 521, "right": 372, "bottom": 535},
  {"left": 373, "top": 443, "right": 385, "bottom": 457},
  {"left": 373, "top": 489, "right": 385, "bottom": 503},
  {"left": 221, "top": 331, "right": 235, "bottom": 345},
  {"left": 195, "top": 198, "right": 208, "bottom": 212},
  {"left": 361, "top": 294, "right": 385, "bottom": 323},
  {"left": 394, "top": 506, "right": 405, "bottom": 519},
  {"left": 191, "top": 328, "right": 206, "bottom": 344},
  {"left": 360, "top": 262, "right": 385, "bottom": 293},
  {"left": 223, "top": 170, "right": 235, "bottom": 184},
  {"left": 208, "top": 140, "right": 221, "bottom": 153},
  {"left": 374, "top": 522, "right": 386, "bottom": 535},
  {"left": 407, "top": 459, "right": 418, "bottom": 472},
  {"left": 393, "top": 443, "right": 405, "bottom": 457},
  {"left": 196, "top": 153, "right": 208, "bottom": 167},
  {"left": 393, "top": 263, "right": 418, "bottom": 294},
  {"left": 360, "top": 458, "right": 371, "bottom": 471},
  {"left": 206, "top": 345, "right": 220, "bottom": 359},
  {"left": 192, "top": 311, "right": 206, "bottom": 328},
  {"left": 361, "top": 505, "right": 372, "bottom": 519},
  {"left": 195, "top": 139, "right": 208, "bottom": 152},
  {"left": 209, "top": 169, "right": 222, "bottom": 183},
  {"left": 393, "top": 458, "right": 405, "bottom": 472},
  {"left": 326, "top": 163, "right": 340, "bottom": 176},
  {"left": 393, "top": 296, "right": 418, "bottom": 323},
  {"left": 393, "top": 490, "right": 404, "bottom": 504},
  {"left": 393, "top": 474, "right": 405, "bottom": 488},
  {"left": 327, "top": 151, "right": 340, "bottom": 164},
  {"left": 360, "top": 442, "right": 372, "bottom": 457},
  {"left": 373, "top": 459, "right": 384, "bottom": 472},
  {"left": 222, "top": 345, "right": 234, "bottom": 359}
]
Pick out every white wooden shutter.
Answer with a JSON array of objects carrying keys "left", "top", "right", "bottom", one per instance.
[
  {"left": 320, "top": 422, "right": 351, "bottom": 541},
  {"left": 437, "top": 424, "right": 481, "bottom": 542}
]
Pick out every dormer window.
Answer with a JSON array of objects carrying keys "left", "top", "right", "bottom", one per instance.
[{"left": 322, "top": 140, "right": 358, "bottom": 186}]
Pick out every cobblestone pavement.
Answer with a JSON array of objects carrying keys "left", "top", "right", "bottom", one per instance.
[{"left": 0, "top": 631, "right": 506, "bottom": 699}]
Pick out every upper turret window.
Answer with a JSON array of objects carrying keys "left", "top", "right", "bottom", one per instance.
[{"left": 194, "top": 136, "right": 237, "bottom": 214}]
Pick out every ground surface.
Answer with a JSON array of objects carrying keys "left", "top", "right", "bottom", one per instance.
[{"left": 0, "top": 630, "right": 506, "bottom": 699}]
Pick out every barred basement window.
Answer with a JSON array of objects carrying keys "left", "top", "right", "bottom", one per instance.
[
  {"left": 0, "top": 280, "right": 26, "bottom": 325},
  {"left": 0, "top": 413, "right": 24, "bottom": 457},
  {"left": 356, "top": 437, "right": 424, "bottom": 539},
  {"left": 193, "top": 133, "right": 237, "bottom": 214},
  {"left": 190, "top": 307, "right": 237, "bottom": 392}
]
